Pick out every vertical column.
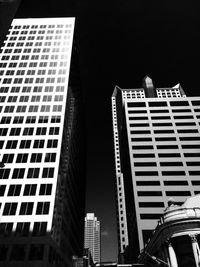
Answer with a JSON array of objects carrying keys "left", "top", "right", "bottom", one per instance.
[
  {"left": 167, "top": 240, "right": 178, "bottom": 267},
  {"left": 190, "top": 235, "right": 200, "bottom": 267}
]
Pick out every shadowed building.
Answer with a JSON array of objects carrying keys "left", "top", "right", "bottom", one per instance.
[
  {"left": 0, "top": 17, "right": 86, "bottom": 266},
  {"left": 112, "top": 76, "right": 200, "bottom": 262}
]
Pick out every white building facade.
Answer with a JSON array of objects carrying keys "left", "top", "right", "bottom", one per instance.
[
  {"left": 84, "top": 213, "right": 101, "bottom": 263},
  {"left": 0, "top": 17, "right": 86, "bottom": 267},
  {"left": 112, "top": 77, "right": 200, "bottom": 261}
]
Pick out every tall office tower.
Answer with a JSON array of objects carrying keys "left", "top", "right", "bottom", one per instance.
[
  {"left": 84, "top": 213, "right": 101, "bottom": 263},
  {"left": 112, "top": 76, "right": 200, "bottom": 262},
  {"left": 0, "top": 17, "right": 86, "bottom": 267}
]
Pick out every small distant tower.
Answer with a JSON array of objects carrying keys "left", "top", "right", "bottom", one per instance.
[{"left": 84, "top": 213, "right": 101, "bottom": 263}]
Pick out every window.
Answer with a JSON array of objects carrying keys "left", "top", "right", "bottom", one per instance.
[
  {"left": 51, "top": 116, "right": 61, "bottom": 123},
  {"left": 7, "top": 184, "right": 21, "bottom": 196},
  {"left": 42, "top": 95, "right": 52, "bottom": 102},
  {"left": 30, "top": 153, "right": 42, "bottom": 163},
  {"left": 39, "top": 184, "right": 52, "bottom": 195},
  {"left": 19, "top": 202, "right": 34, "bottom": 215},
  {"left": 4, "top": 106, "right": 15, "bottom": 113},
  {"left": 136, "top": 181, "right": 160, "bottom": 186},
  {"left": 23, "top": 127, "right": 34, "bottom": 135},
  {"left": 166, "top": 191, "right": 191, "bottom": 196},
  {"left": 20, "top": 140, "right": 31, "bottom": 149},
  {"left": 154, "top": 130, "right": 174, "bottom": 134},
  {"left": 134, "top": 162, "right": 156, "bottom": 167},
  {"left": 29, "top": 105, "right": 39, "bottom": 112},
  {"left": 132, "top": 145, "right": 153, "bottom": 150},
  {"left": 164, "top": 181, "right": 188, "bottom": 186},
  {"left": 158, "top": 153, "right": 181, "bottom": 158},
  {"left": 8, "top": 96, "right": 17, "bottom": 102},
  {"left": 33, "top": 140, "right": 45, "bottom": 148},
  {"left": 2, "top": 154, "right": 14, "bottom": 163},
  {"left": 19, "top": 95, "right": 29, "bottom": 102},
  {"left": 9, "top": 128, "right": 21, "bottom": 136},
  {"left": 0, "top": 185, "right": 6, "bottom": 196},
  {"left": 140, "top": 214, "right": 162, "bottom": 220},
  {"left": 157, "top": 145, "right": 178, "bottom": 149},
  {"left": 23, "top": 184, "right": 37, "bottom": 196},
  {"left": 12, "top": 168, "right": 25, "bottom": 179},
  {"left": 184, "top": 153, "right": 200, "bottom": 157},
  {"left": 36, "top": 202, "right": 50, "bottom": 214},
  {"left": 44, "top": 153, "right": 56, "bottom": 162},
  {"left": 139, "top": 202, "right": 164, "bottom": 208},
  {"left": 3, "top": 202, "right": 17, "bottom": 215},
  {"left": 16, "top": 153, "right": 28, "bottom": 163},
  {"left": 53, "top": 105, "right": 62, "bottom": 112},
  {"left": 133, "top": 154, "right": 155, "bottom": 158},
  {"left": 6, "top": 140, "right": 18, "bottom": 149},
  {"left": 135, "top": 171, "right": 158, "bottom": 176},
  {"left": 0, "top": 222, "right": 13, "bottom": 236},
  {"left": 170, "top": 101, "right": 189, "bottom": 106},
  {"left": 174, "top": 115, "right": 193, "bottom": 119},
  {"left": 42, "top": 167, "right": 54, "bottom": 178},
  {"left": 137, "top": 191, "right": 162, "bottom": 196},
  {"left": 32, "top": 222, "right": 47, "bottom": 236},
  {"left": 38, "top": 116, "right": 48, "bottom": 123},
  {"left": 151, "top": 116, "right": 170, "bottom": 120},
  {"left": 128, "top": 102, "right": 146, "bottom": 107},
  {"left": 186, "top": 162, "right": 200, "bottom": 166},
  {"left": 160, "top": 162, "right": 183, "bottom": 166},
  {"left": 47, "top": 139, "right": 58, "bottom": 148},
  {"left": 16, "top": 105, "right": 26, "bottom": 113},
  {"left": 0, "top": 128, "right": 8, "bottom": 136},
  {"left": 26, "top": 116, "right": 36, "bottom": 123},
  {"left": 162, "top": 171, "right": 185, "bottom": 176},
  {"left": 31, "top": 95, "right": 41, "bottom": 102},
  {"left": 13, "top": 116, "right": 24, "bottom": 124},
  {"left": 36, "top": 127, "right": 47, "bottom": 135},
  {"left": 0, "top": 169, "right": 10, "bottom": 179},
  {"left": 155, "top": 137, "right": 176, "bottom": 141},
  {"left": 15, "top": 222, "right": 30, "bottom": 236},
  {"left": 131, "top": 130, "right": 151, "bottom": 135},
  {"left": 180, "top": 137, "right": 200, "bottom": 141},
  {"left": 27, "top": 168, "right": 40, "bottom": 179}
]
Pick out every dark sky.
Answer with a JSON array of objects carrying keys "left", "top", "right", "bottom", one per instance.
[{"left": 1, "top": 0, "right": 200, "bottom": 261}]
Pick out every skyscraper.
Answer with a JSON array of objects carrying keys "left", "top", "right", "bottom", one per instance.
[
  {"left": 84, "top": 213, "right": 101, "bottom": 263},
  {"left": 112, "top": 76, "right": 200, "bottom": 262},
  {"left": 0, "top": 17, "right": 86, "bottom": 266}
]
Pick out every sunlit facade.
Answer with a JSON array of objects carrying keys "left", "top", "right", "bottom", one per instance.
[
  {"left": 112, "top": 76, "right": 200, "bottom": 262},
  {"left": 84, "top": 213, "right": 101, "bottom": 263},
  {"left": 0, "top": 17, "right": 86, "bottom": 266}
]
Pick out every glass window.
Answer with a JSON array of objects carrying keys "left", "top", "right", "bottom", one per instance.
[
  {"left": 2, "top": 154, "right": 14, "bottom": 163},
  {"left": 30, "top": 153, "right": 42, "bottom": 163},
  {"left": 19, "top": 202, "right": 34, "bottom": 215},
  {"left": 27, "top": 168, "right": 40, "bottom": 179},
  {"left": 12, "top": 168, "right": 25, "bottom": 179},
  {"left": 6, "top": 140, "right": 18, "bottom": 149},
  {"left": 3, "top": 202, "right": 17, "bottom": 215},
  {"left": 23, "top": 184, "right": 37, "bottom": 196},
  {"left": 20, "top": 140, "right": 31, "bottom": 149},
  {"left": 8, "top": 184, "right": 21, "bottom": 196},
  {"left": 36, "top": 202, "right": 50, "bottom": 215},
  {"left": 39, "top": 184, "right": 52, "bottom": 195}
]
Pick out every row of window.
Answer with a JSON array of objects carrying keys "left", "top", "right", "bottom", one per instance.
[
  {"left": 2, "top": 48, "right": 69, "bottom": 55},
  {"left": 128, "top": 108, "right": 200, "bottom": 114},
  {"left": 0, "top": 94, "right": 64, "bottom": 103},
  {"left": 0, "top": 85, "right": 65, "bottom": 93},
  {"left": 1, "top": 139, "right": 58, "bottom": 149},
  {"left": 0, "top": 127, "right": 59, "bottom": 136},
  {"left": 0, "top": 221, "right": 47, "bottom": 237},
  {"left": 133, "top": 153, "right": 200, "bottom": 158},
  {"left": 137, "top": 191, "right": 192, "bottom": 197},
  {"left": 134, "top": 161, "right": 200, "bottom": 167},
  {"left": 0, "top": 184, "right": 52, "bottom": 197},
  {"left": 129, "top": 115, "right": 199, "bottom": 120},
  {"left": 136, "top": 180, "right": 200, "bottom": 186},
  {"left": 132, "top": 144, "right": 200, "bottom": 150},
  {"left": 127, "top": 100, "right": 200, "bottom": 107},
  {"left": 1, "top": 105, "right": 62, "bottom": 113},
  {"left": 11, "top": 23, "right": 71, "bottom": 29},
  {"left": 2, "top": 54, "right": 67, "bottom": 61},
  {"left": 2, "top": 201, "right": 50, "bottom": 215},
  {"left": 0, "top": 167, "right": 54, "bottom": 179},
  {"left": 0, "top": 61, "right": 67, "bottom": 69},
  {"left": 130, "top": 129, "right": 199, "bottom": 135},
  {"left": 131, "top": 136, "right": 200, "bottom": 142},
  {"left": 2, "top": 152, "right": 57, "bottom": 163},
  {"left": 0, "top": 115, "right": 60, "bottom": 124}
]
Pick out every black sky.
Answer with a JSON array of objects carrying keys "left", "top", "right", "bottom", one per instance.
[{"left": 1, "top": 0, "right": 200, "bottom": 261}]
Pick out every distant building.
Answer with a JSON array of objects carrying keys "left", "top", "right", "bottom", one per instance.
[
  {"left": 138, "top": 194, "right": 200, "bottom": 267},
  {"left": 112, "top": 76, "right": 200, "bottom": 262},
  {"left": 0, "top": 17, "right": 86, "bottom": 266},
  {"left": 84, "top": 213, "right": 101, "bottom": 263}
]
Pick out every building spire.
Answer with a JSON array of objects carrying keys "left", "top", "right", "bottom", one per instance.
[{"left": 142, "top": 76, "right": 156, "bottom": 97}]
